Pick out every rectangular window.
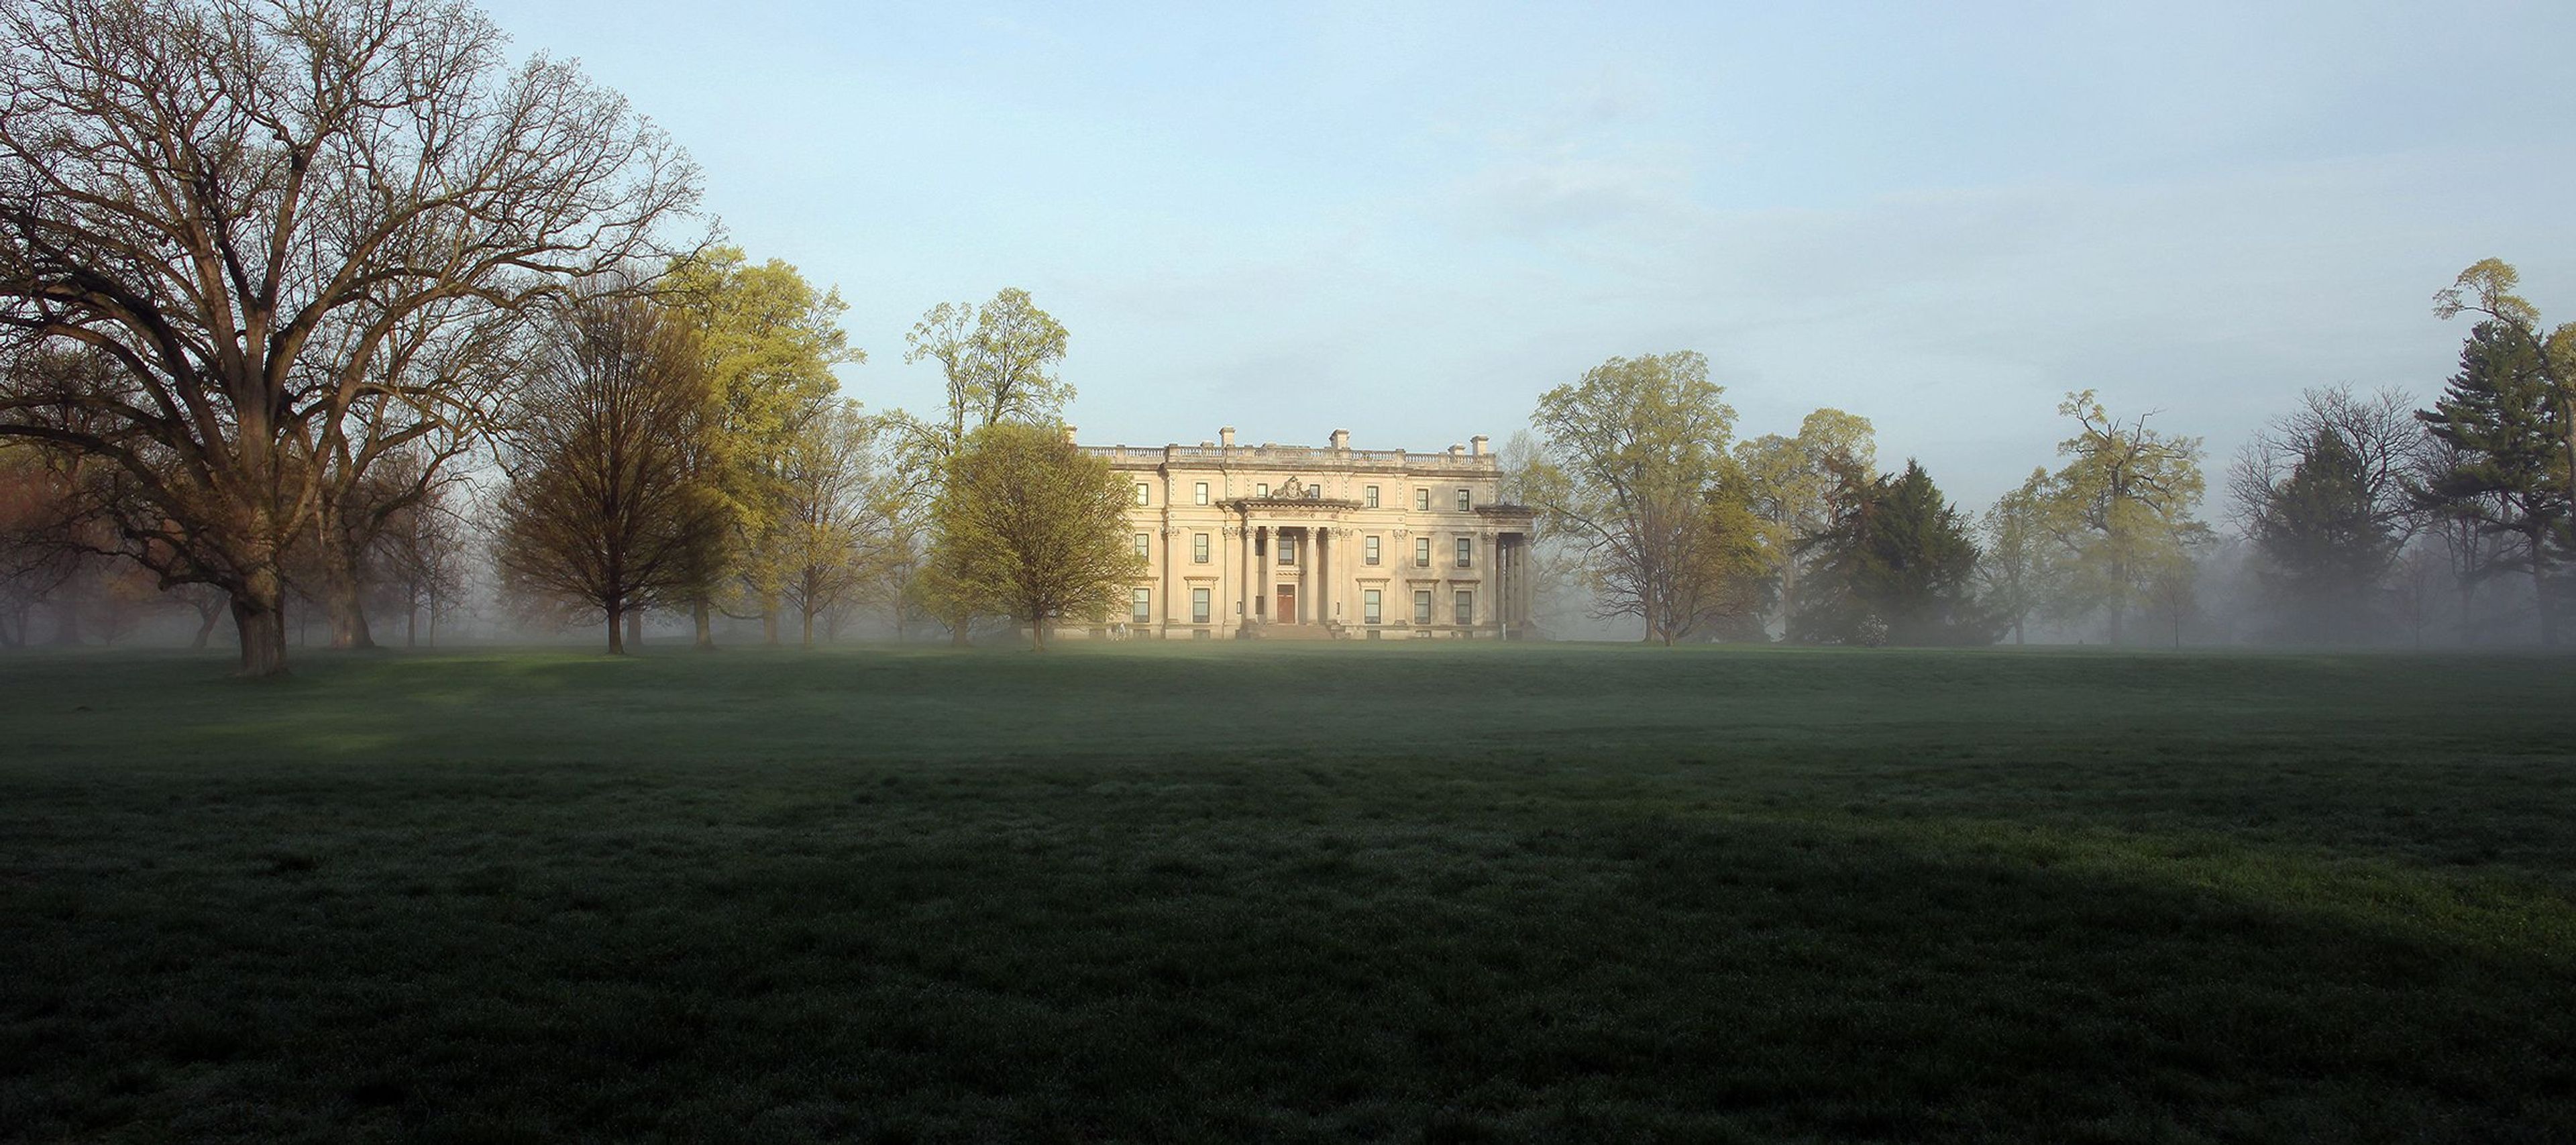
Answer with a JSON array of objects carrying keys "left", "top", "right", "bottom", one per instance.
[
  {"left": 1364, "top": 485, "right": 1380, "bottom": 508},
  {"left": 1132, "top": 588, "right": 1150, "bottom": 624},
  {"left": 1193, "top": 481, "right": 1210, "bottom": 505},
  {"left": 1455, "top": 537, "right": 1472, "bottom": 568},
  {"left": 1457, "top": 488, "right": 1471, "bottom": 511},
  {"left": 1364, "top": 589, "right": 1382, "bottom": 624},
  {"left": 1415, "top": 488, "right": 1430, "bottom": 511},
  {"left": 1413, "top": 590, "right": 1434, "bottom": 624},
  {"left": 1364, "top": 536, "right": 1381, "bottom": 565},
  {"left": 1455, "top": 590, "right": 1474, "bottom": 626},
  {"left": 1191, "top": 588, "right": 1210, "bottom": 624},
  {"left": 1414, "top": 537, "right": 1430, "bottom": 567},
  {"left": 1256, "top": 482, "right": 1270, "bottom": 498},
  {"left": 1279, "top": 535, "right": 1299, "bottom": 566},
  {"left": 1192, "top": 533, "right": 1210, "bottom": 563},
  {"left": 1134, "top": 483, "right": 1150, "bottom": 506},
  {"left": 1134, "top": 533, "right": 1150, "bottom": 558}
]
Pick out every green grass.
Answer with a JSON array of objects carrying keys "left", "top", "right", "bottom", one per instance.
[{"left": 1, "top": 642, "right": 2571, "bottom": 1144}]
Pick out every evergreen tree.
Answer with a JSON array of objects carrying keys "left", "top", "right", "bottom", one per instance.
[
  {"left": 2414, "top": 315, "right": 2572, "bottom": 645},
  {"left": 1792, "top": 459, "right": 1992, "bottom": 645},
  {"left": 2251, "top": 427, "right": 2399, "bottom": 641}
]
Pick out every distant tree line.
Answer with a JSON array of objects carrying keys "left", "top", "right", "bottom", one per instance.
[{"left": 1519, "top": 257, "right": 2572, "bottom": 647}]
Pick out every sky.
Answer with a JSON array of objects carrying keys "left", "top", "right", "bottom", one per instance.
[{"left": 478, "top": 0, "right": 2576, "bottom": 509}]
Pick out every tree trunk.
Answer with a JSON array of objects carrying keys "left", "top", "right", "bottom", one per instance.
[
  {"left": 800, "top": 607, "right": 816, "bottom": 649},
  {"left": 949, "top": 609, "right": 970, "bottom": 647},
  {"left": 319, "top": 521, "right": 377, "bottom": 649},
  {"left": 2106, "top": 604, "right": 2125, "bottom": 646},
  {"left": 191, "top": 603, "right": 221, "bottom": 651},
  {"left": 2534, "top": 555, "right": 2558, "bottom": 647},
  {"left": 231, "top": 575, "right": 290, "bottom": 677},
  {"left": 607, "top": 602, "right": 627, "bottom": 655},
  {"left": 626, "top": 608, "right": 643, "bottom": 649},
  {"left": 762, "top": 594, "right": 781, "bottom": 645},
  {"left": 1028, "top": 607, "right": 1045, "bottom": 651},
  {"left": 692, "top": 598, "right": 715, "bottom": 650}
]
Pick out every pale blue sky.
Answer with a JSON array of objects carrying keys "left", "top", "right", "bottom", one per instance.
[{"left": 481, "top": 0, "right": 2576, "bottom": 508}]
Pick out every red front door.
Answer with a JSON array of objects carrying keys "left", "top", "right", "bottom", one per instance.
[{"left": 1276, "top": 585, "right": 1297, "bottom": 624}]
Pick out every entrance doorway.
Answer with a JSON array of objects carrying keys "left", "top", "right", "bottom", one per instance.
[{"left": 1275, "top": 584, "right": 1298, "bottom": 624}]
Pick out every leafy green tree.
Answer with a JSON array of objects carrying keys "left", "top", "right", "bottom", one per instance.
[
  {"left": 1792, "top": 459, "right": 1989, "bottom": 645},
  {"left": 2031, "top": 390, "right": 2210, "bottom": 643},
  {"left": 1734, "top": 408, "right": 1876, "bottom": 636},
  {"left": 1978, "top": 474, "right": 2055, "bottom": 645},
  {"left": 774, "top": 400, "right": 883, "bottom": 647},
  {"left": 1526, "top": 351, "right": 1761, "bottom": 644},
  {"left": 892, "top": 288, "right": 1072, "bottom": 643},
  {"left": 930, "top": 423, "right": 1137, "bottom": 650},
  {"left": 904, "top": 288, "right": 1074, "bottom": 449},
  {"left": 664, "top": 247, "right": 863, "bottom": 646},
  {"left": 2415, "top": 259, "right": 2573, "bottom": 645}
]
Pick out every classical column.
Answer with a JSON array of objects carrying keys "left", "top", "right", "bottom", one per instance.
[{"left": 1239, "top": 521, "right": 1254, "bottom": 631}]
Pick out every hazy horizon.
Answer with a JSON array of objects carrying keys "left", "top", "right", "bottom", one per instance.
[{"left": 475, "top": 1, "right": 2574, "bottom": 508}]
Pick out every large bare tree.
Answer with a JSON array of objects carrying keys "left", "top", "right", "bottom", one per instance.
[{"left": 0, "top": 0, "right": 698, "bottom": 674}]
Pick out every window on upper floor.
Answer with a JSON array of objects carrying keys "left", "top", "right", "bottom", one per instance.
[
  {"left": 1194, "top": 481, "right": 1210, "bottom": 505},
  {"left": 1455, "top": 537, "right": 1472, "bottom": 568},
  {"left": 1256, "top": 482, "right": 1270, "bottom": 498},
  {"left": 1364, "top": 485, "right": 1380, "bottom": 508},
  {"left": 1414, "top": 537, "right": 1430, "bottom": 567},
  {"left": 1279, "top": 535, "right": 1298, "bottom": 566},
  {"left": 1134, "top": 533, "right": 1150, "bottom": 558},
  {"left": 1415, "top": 488, "right": 1430, "bottom": 512},
  {"left": 1192, "top": 533, "right": 1210, "bottom": 563},
  {"left": 1364, "top": 536, "right": 1381, "bottom": 565},
  {"left": 1457, "top": 488, "right": 1471, "bottom": 511},
  {"left": 1133, "top": 483, "right": 1150, "bottom": 506}
]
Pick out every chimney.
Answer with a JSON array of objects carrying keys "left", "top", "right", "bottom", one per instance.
[
  {"left": 1470, "top": 435, "right": 1489, "bottom": 457},
  {"left": 1330, "top": 429, "right": 1350, "bottom": 450},
  {"left": 1219, "top": 425, "right": 1236, "bottom": 448},
  {"left": 1061, "top": 424, "right": 1079, "bottom": 445}
]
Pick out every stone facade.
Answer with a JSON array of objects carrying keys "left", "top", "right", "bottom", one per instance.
[{"left": 1071, "top": 427, "right": 1540, "bottom": 640}]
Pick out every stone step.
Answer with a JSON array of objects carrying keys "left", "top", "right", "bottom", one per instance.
[{"left": 1254, "top": 623, "right": 1337, "bottom": 641}]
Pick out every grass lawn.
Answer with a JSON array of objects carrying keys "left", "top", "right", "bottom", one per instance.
[{"left": 1, "top": 641, "right": 2571, "bottom": 1143}]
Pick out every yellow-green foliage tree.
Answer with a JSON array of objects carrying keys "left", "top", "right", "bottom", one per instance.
[
  {"left": 1526, "top": 351, "right": 1766, "bottom": 644},
  {"left": 774, "top": 400, "right": 884, "bottom": 647},
  {"left": 930, "top": 423, "right": 1138, "bottom": 650},
  {"left": 891, "top": 288, "right": 1073, "bottom": 643},
  {"left": 2031, "top": 390, "right": 2210, "bottom": 644},
  {"left": 664, "top": 247, "right": 863, "bottom": 646},
  {"left": 1733, "top": 408, "right": 1877, "bottom": 636}
]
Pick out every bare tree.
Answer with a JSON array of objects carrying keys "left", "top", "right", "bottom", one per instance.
[
  {"left": 494, "top": 292, "right": 722, "bottom": 654},
  {"left": 0, "top": 0, "right": 699, "bottom": 675},
  {"left": 376, "top": 454, "right": 470, "bottom": 647}
]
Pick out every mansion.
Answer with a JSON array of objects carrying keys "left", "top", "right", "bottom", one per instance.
[{"left": 1075, "top": 427, "right": 1539, "bottom": 639}]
